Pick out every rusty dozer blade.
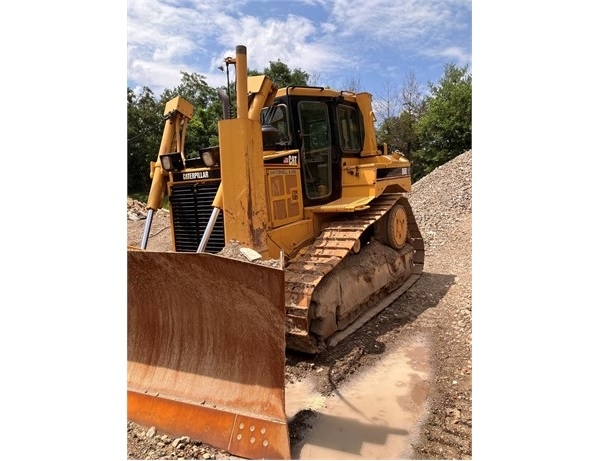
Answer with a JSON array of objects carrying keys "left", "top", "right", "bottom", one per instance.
[{"left": 127, "top": 250, "right": 290, "bottom": 459}]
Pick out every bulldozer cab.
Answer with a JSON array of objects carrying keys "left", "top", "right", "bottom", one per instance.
[{"left": 261, "top": 90, "right": 372, "bottom": 206}]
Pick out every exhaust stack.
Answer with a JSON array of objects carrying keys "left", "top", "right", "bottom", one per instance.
[{"left": 218, "top": 45, "right": 271, "bottom": 257}]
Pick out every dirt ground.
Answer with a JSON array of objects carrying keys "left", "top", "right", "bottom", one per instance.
[{"left": 126, "top": 150, "right": 472, "bottom": 459}]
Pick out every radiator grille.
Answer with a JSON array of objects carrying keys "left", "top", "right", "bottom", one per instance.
[{"left": 169, "top": 182, "right": 225, "bottom": 253}]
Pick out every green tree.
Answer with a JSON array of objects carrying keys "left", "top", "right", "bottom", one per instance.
[
  {"left": 127, "top": 87, "right": 162, "bottom": 195},
  {"left": 376, "top": 71, "right": 425, "bottom": 168},
  {"left": 249, "top": 60, "right": 309, "bottom": 88},
  {"left": 413, "top": 64, "right": 472, "bottom": 180},
  {"left": 378, "top": 116, "right": 402, "bottom": 151},
  {"left": 378, "top": 111, "right": 421, "bottom": 159}
]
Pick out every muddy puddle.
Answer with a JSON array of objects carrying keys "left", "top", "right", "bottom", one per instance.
[{"left": 285, "top": 341, "right": 430, "bottom": 459}]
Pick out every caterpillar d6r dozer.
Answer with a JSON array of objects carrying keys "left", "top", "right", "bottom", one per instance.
[{"left": 127, "top": 45, "right": 423, "bottom": 459}]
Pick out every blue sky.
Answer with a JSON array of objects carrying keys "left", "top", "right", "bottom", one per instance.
[{"left": 127, "top": 0, "right": 472, "bottom": 98}]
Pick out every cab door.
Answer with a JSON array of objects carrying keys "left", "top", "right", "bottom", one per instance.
[{"left": 298, "top": 101, "right": 340, "bottom": 203}]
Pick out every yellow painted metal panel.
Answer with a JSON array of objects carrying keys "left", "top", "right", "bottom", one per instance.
[
  {"left": 266, "top": 219, "right": 315, "bottom": 257},
  {"left": 218, "top": 118, "right": 269, "bottom": 255},
  {"left": 266, "top": 167, "right": 303, "bottom": 228}
]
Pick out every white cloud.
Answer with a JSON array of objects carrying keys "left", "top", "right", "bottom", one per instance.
[
  {"left": 328, "top": 0, "right": 463, "bottom": 41},
  {"left": 436, "top": 46, "right": 471, "bottom": 66},
  {"left": 127, "top": 0, "right": 471, "bottom": 95}
]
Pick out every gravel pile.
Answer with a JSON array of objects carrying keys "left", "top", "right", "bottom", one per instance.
[{"left": 409, "top": 150, "right": 472, "bottom": 251}]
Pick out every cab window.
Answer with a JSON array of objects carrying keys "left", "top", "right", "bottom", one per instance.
[
  {"left": 261, "top": 104, "right": 291, "bottom": 145},
  {"left": 337, "top": 105, "right": 361, "bottom": 152}
]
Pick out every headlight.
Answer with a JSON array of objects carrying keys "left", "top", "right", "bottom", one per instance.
[
  {"left": 159, "top": 152, "right": 185, "bottom": 172},
  {"left": 202, "top": 151, "right": 215, "bottom": 167},
  {"left": 200, "top": 146, "right": 220, "bottom": 167}
]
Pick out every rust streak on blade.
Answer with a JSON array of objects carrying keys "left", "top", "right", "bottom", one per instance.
[{"left": 127, "top": 250, "right": 290, "bottom": 459}]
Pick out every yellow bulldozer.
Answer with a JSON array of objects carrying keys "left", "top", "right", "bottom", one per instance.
[{"left": 127, "top": 45, "right": 424, "bottom": 459}]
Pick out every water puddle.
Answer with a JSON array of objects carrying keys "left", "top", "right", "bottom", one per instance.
[
  {"left": 286, "top": 378, "right": 327, "bottom": 418},
  {"left": 286, "top": 341, "right": 430, "bottom": 459}
]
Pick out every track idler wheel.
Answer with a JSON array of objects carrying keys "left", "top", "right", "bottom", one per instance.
[{"left": 375, "top": 203, "right": 408, "bottom": 249}]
